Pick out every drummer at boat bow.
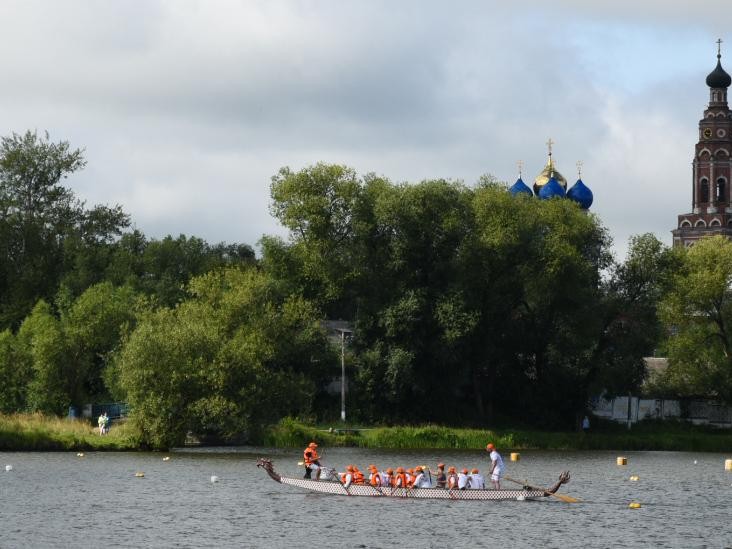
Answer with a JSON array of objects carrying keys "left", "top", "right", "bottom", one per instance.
[{"left": 303, "top": 441, "right": 321, "bottom": 480}]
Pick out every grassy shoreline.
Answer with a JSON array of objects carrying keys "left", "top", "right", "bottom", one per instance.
[
  {"left": 0, "top": 413, "right": 140, "bottom": 451},
  {"left": 262, "top": 418, "right": 732, "bottom": 453},
  {"left": 2, "top": 414, "right": 732, "bottom": 452}
]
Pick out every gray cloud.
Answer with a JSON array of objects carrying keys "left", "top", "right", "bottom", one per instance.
[{"left": 0, "top": 0, "right": 728, "bottom": 258}]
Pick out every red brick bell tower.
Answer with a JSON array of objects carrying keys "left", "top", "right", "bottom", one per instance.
[{"left": 673, "top": 40, "right": 732, "bottom": 247}]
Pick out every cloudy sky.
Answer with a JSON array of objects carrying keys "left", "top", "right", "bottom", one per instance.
[{"left": 0, "top": 0, "right": 729, "bottom": 259}]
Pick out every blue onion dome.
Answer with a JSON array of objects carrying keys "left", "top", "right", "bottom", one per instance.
[
  {"left": 533, "top": 158, "right": 567, "bottom": 194},
  {"left": 509, "top": 177, "right": 533, "bottom": 197},
  {"left": 707, "top": 53, "right": 731, "bottom": 88},
  {"left": 538, "top": 176, "right": 566, "bottom": 199},
  {"left": 567, "top": 178, "right": 593, "bottom": 209}
]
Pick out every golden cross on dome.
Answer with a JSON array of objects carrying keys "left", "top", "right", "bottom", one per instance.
[
  {"left": 546, "top": 138, "right": 555, "bottom": 160},
  {"left": 517, "top": 160, "right": 523, "bottom": 177},
  {"left": 718, "top": 38, "right": 723, "bottom": 58},
  {"left": 576, "top": 160, "right": 583, "bottom": 178}
]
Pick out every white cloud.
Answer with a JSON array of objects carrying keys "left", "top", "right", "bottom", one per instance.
[{"left": 0, "top": 0, "right": 728, "bottom": 259}]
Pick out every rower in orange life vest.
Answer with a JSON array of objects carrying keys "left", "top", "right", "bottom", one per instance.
[
  {"left": 352, "top": 466, "right": 365, "bottom": 485},
  {"left": 340, "top": 465, "right": 354, "bottom": 488},
  {"left": 393, "top": 467, "right": 408, "bottom": 488},
  {"left": 368, "top": 465, "right": 382, "bottom": 487},
  {"left": 303, "top": 441, "right": 321, "bottom": 480}
]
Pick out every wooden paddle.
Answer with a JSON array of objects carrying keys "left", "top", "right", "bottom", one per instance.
[{"left": 504, "top": 475, "right": 580, "bottom": 503}]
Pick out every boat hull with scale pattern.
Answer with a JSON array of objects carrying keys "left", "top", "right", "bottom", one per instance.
[{"left": 256, "top": 458, "right": 570, "bottom": 501}]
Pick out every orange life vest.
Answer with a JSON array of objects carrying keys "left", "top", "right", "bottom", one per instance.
[
  {"left": 340, "top": 473, "right": 348, "bottom": 484},
  {"left": 370, "top": 473, "right": 381, "bottom": 487},
  {"left": 352, "top": 470, "right": 365, "bottom": 484},
  {"left": 394, "top": 472, "right": 407, "bottom": 487},
  {"left": 303, "top": 447, "right": 319, "bottom": 465}
]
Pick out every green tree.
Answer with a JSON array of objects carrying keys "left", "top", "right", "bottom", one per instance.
[
  {"left": 113, "top": 267, "right": 333, "bottom": 448},
  {"left": 659, "top": 235, "right": 732, "bottom": 402},
  {"left": 16, "top": 301, "right": 68, "bottom": 414},
  {"left": 0, "top": 130, "right": 129, "bottom": 328},
  {"left": 0, "top": 329, "right": 29, "bottom": 412},
  {"left": 267, "top": 163, "right": 363, "bottom": 316},
  {"left": 61, "top": 282, "right": 142, "bottom": 406}
]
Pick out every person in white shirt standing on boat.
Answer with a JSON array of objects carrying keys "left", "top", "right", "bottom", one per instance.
[
  {"left": 486, "top": 443, "right": 504, "bottom": 489},
  {"left": 468, "top": 468, "right": 485, "bottom": 489}
]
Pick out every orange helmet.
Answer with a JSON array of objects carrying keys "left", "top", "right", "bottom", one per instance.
[
  {"left": 368, "top": 464, "right": 376, "bottom": 470},
  {"left": 396, "top": 467, "right": 405, "bottom": 473},
  {"left": 386, "top": 468, "right": 394, "bottom": 474},
  {"left": 437, "top": 463, "right": 445, "bottom": 469},
  {"left": 462, "top": 468, "right": 468, "bottom": 474},
  {"left": 472, "top": 468, "right": 479, "bottom": 474},
  {"left": 415, "top": 466, "right": 423, "bottom": 472},
  {"left": 448, "top": 466, "right": 456, "bottom": 473},
  {"left": 408, "top": 468, "right": 414, "bottom": 474},
  {"left": 309, "top": 442, "right": 318, "bottom": 448},
  {"left": 346, "top": 465, "right": 354, "bottom": 471},
  {"left": 486, "top": 443, "right": 495, "bottom": 451}
]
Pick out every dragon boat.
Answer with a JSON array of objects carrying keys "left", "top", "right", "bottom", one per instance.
[{"left": 256, "top": 458, "right": 572, "bottom": 501}]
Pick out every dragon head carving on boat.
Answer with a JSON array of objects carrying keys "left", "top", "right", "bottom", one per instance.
[
  {"left": 256, "top": 458, "right": 281, "bottom": 482},
  {"left": 546, "top": 471, "right": 570, "bottom": 494}
]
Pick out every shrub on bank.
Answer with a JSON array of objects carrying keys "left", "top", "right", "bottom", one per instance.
[{"left": 261, "top": 418, "right": 732, "bottom": 452}]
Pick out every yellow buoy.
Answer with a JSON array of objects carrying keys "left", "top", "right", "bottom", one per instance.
[
  {"left": 629, "top": 475, "right": 639, "bottom": 481},
  {"left": 628, "top": 502, "right": 642, "bottom": 509},
  {"left": 725, "top": 459, "right": 732, "bottom": 471},
  {"left": 134, "top": 472, "right": 145, "bottom": 478},
  {"left": 617, "top": 457, "right": 627, "bottom": 466},
  {"left": 510, "top": 453, "right": 520, "bottom": 462}
]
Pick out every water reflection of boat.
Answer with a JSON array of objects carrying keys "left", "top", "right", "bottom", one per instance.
[{"left": 256, "top": 458, "right": 571, "bottom": 501}]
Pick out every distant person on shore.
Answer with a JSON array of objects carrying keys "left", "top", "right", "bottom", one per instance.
[
  {"left": 486, "top": 443, "right": 504, "bottom": 489},
  {"left": 582, "top": 415, "right": 590, "bottom": 433},
  {"left": 98, "top": 412, "right": 108, "bottom": 436}
]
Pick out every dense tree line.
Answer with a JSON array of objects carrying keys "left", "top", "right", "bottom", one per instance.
[
  {"left": 3, "top": 132, "right": 729, "bottom": 447},
  {"left": 265, "top": 164, "right": 671, "bottom": 427}
]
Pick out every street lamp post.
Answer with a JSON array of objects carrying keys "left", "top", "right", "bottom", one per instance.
[{"left": 338, "top": 328, "right": 352, "bottom": 422}]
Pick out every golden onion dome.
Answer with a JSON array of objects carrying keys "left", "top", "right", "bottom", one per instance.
[{"left": 533, "top": 157, "right": 567, "bottom": 194}]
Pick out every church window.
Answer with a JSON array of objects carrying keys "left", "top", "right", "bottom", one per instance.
[
  {"left": 695, "top": 219, "right": 707, "bottom": 227},
  {"left": 718, "top": 178, "right": 727, "bottom": 201},
  {"left": 680, "top": 220, "right": 692, "bottom": 227},
  {"left": 711, "top": 218, "right": 722, "bottom": 226},
  {"left": 701, "top": 178, "right": 709, "bottom": 202}
]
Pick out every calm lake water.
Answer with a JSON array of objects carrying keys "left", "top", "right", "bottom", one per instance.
[{"left": 1, "top": 447, "right": 731, "bottom": 548}]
